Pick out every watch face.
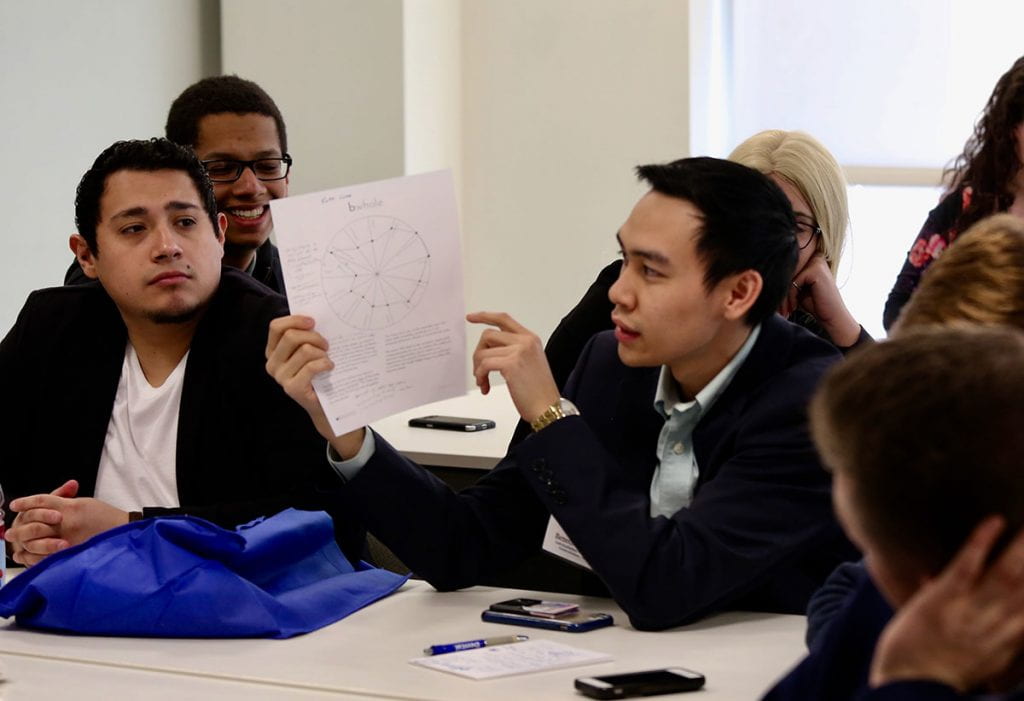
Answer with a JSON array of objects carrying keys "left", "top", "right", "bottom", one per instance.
[{"left": 558, "top": 398, "right": 580, "bottom": 416}]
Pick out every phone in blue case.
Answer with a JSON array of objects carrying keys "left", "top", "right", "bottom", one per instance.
[{"left": 481, "top": 609, "right": 614, "bottom": 632}]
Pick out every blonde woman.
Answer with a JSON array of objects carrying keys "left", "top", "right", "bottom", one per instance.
[{"left": 729, "top": 130, "right": 864, "bottom": 348}]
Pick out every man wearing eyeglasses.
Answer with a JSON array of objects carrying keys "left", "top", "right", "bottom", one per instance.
[{"left": 65, "top": 76, "right": 292, "bottom": 293}]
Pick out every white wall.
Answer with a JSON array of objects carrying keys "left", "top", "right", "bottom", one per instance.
[
  {"left": 403, "top": 0, "right": 462, "bottom": 185},
  {"left": 399, "top": 0, "right": 690, "bottom": 364},
  {"left": 0, "top": 0, "right": 214, "bottom": 333},
  {"left": 220, "top": 0, "right": 406, "bottom": 196},
  {"left": 458, "top": 1, "right": 690, "bottom": 342}
]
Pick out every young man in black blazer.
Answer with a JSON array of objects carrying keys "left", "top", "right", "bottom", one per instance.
[
  {"left": 4, "top": 139, "right": 362, "bottom": 566},
  {"left": 268, "top": 157, "right": 857, "bottom": 629}
]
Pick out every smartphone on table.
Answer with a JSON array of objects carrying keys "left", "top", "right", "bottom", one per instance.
[
  {"left": 481, "top": 597, "right": 613, "bottom": 632},
  {"left": 488, "top": 597, "right": 580, "bottom": 618},
  {"left": 575, "top": 668, "right": 706, "bottom": 698},
  {"left": 407, "top": 415, "right": 496, "bottom": 432}
]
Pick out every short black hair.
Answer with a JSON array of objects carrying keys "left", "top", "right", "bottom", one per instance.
[
  {"left": 635, "top": 156, "right": 797, "bottom": 324},
  {"left": 165, "top": 75, "right": 287, "bottom": 153},
  {"left": 812, "top": 326, "right": 1024, "bottom": 574},
  {"left": 74, "top": 138, "right": 219, "bottom": 254}
]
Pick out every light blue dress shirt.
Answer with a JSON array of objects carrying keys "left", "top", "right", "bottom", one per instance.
[
  {"left": 649, "top": 324, "right": 761, "bottom": 518},
  {"left": 326, "top": 427, "right": 376, "bottom": 481}
]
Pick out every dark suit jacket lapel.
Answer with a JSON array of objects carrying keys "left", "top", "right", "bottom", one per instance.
[
  {"left": 69, "top": 290, "right": 128, "bottom": 497},
  {"left": 565, "top": 334, "right": 662, "bottom": 488},
  {"left": 174, "top": 289, "right": 224, "bottom": 502},
  {"left": 610, "top": 365, "right": 663, "bottom": 488},
  {"left": 693, "top": 316, "right": 795, "bottom": 488}
]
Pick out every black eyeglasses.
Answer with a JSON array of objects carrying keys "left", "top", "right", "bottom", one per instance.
[
  {"left": 201, "top": 155, "right": 293, "bottom": 183},
  {"left": 795, "top": 216, "right": 822, "bottom": 250}
]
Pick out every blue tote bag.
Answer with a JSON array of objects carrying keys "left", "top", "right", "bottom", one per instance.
[{"left": 0, "top": 509, "right": 408, "bottom": 638}]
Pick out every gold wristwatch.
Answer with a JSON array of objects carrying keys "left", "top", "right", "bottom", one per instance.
[{"left": 530, "top": 398, "right": 580, "bottom": 432}]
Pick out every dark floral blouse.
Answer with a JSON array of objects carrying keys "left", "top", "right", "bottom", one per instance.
[{"left": 882, "top": 187, "right": 972, "bottom": 331}]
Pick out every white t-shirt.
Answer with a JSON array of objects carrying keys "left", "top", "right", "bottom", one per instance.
[{"left": 93, "top": 344, "right": 188, "bottom": 511}]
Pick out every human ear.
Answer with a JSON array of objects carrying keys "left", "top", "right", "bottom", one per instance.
[
  {"left": 69, "top": 234, "right": 99, "bottom": 279},
  {"left": 721, "top": 270, "right": 762, "bottom": 321},
  {"left": 216, "top": 213, "right": 227, "bottom": 248}
]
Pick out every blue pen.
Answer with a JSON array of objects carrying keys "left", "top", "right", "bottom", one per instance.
[{"left": 423, "top": 634, "right": 529, "bottom": 655}]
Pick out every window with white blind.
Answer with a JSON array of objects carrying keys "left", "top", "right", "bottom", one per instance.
[{"left": 690, "top": 0, "right": 1024, "bottom": 335}]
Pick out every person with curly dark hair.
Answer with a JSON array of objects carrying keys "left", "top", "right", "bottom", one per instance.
[{"left": 883, "top": 55, "right": 1024, "bottom": 330}]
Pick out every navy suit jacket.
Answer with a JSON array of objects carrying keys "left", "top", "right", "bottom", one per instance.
[
  {"left": 764, "top": 569, "right": 1024, "bottom": 700},
  {"left": 1, "top": 268, "right": 364, "bottom": 561},
  {"left": 346, "top": 314, "right": 857, "bottom": 630}
]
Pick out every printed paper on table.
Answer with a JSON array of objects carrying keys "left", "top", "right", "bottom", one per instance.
[{"left": 410, "top": 639, "right": 612, "bottom": 680}]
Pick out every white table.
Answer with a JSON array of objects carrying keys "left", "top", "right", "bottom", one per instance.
[
  {"left": 1, "top": 655, "right": 372, "bottom": 701},
  {"left": 0, "top": 580, "right": 803, "bottom": 700},
  {"left": 371, "top": 384, "right": 520, "bottom": 469}
]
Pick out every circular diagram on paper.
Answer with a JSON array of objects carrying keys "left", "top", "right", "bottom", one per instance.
[{"left": 320, "top": 215, "right": 431, "bottom": 330}]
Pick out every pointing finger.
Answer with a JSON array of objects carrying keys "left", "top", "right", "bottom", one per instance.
[{"left": 466, "top": 311, "right": 528, "bottom": 334}]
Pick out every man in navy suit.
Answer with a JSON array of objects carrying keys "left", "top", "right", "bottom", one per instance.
[{"left": 267, "top": 157, "right": 856, "bottom": 630}]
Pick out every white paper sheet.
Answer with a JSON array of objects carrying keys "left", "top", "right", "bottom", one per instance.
[
  {"left": 409, "top": 639, "right": 612, "bottom": 680},
  {"left": 270, "top": 170, "right": 466, "bottom": 436}
]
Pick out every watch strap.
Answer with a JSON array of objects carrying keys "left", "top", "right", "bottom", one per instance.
[{"left": 530, "top": 398, "right": 579, "bottom": 432}]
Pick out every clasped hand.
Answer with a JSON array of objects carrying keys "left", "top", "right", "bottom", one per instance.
[{"left": 5, "top": 480, "right": 128, "bottom": 566}]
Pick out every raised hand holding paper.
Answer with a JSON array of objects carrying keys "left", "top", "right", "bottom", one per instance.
[{"left": 270, "top": 171, "right": 466, "bottom": 436}]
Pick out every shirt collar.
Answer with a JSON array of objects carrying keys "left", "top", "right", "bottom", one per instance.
[
  {"left": 654, "top": 323, "right": 762, "bottom": 419},
  {"left": 243, "top": 248, "right": 259, "bottom": 275},
  {"left": 243, "top": 232, "right": 274, "bottom": 276}
]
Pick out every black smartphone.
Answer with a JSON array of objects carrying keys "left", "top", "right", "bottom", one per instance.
[
  {"left": 489, "top": 598, "right": 579, "bottom": 618},
  {"left": 575, "top": 668, "right": 706, "bottom": 698},
  {"left": 407, "top": 415, "right": 496, "bottom": 432},
  {"left": 481, "top": 609, "right": 613, "bottom": 632}
]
